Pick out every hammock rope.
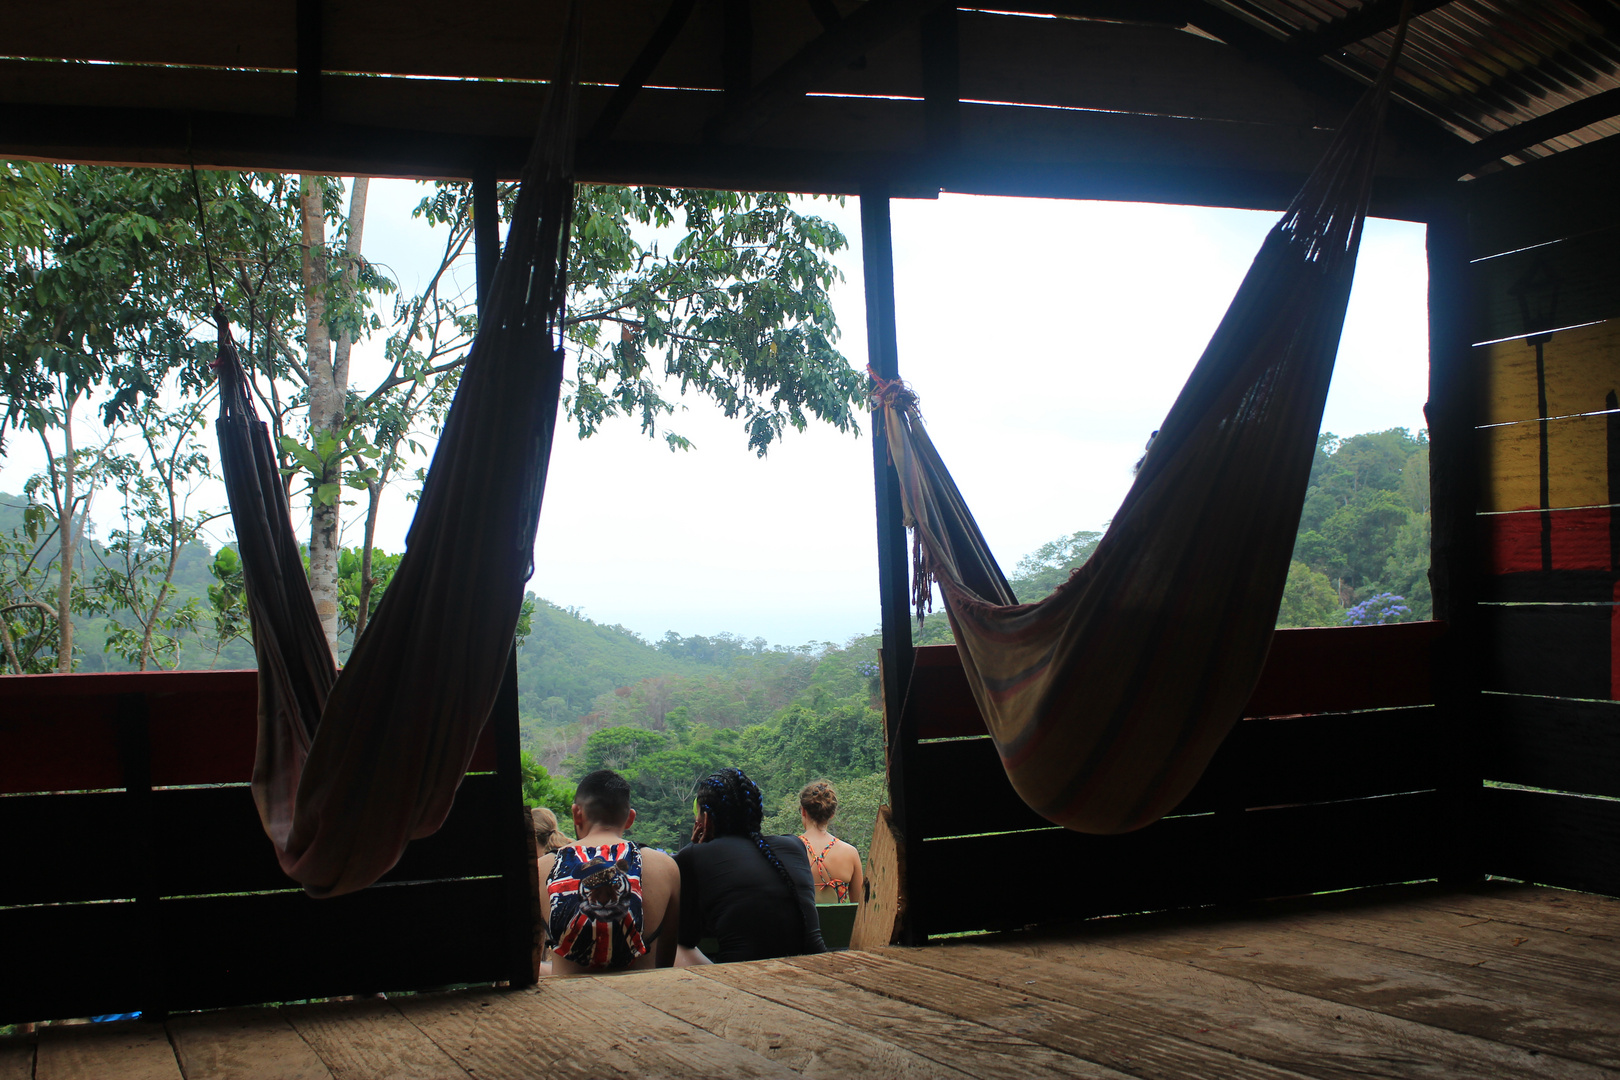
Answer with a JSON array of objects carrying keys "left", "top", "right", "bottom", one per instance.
[
  {"left": 214, "top": 4, "right": 582, "bottom": 897},
  {"left": 877, "top": 14, "right": 1413, "bottom": 836}
]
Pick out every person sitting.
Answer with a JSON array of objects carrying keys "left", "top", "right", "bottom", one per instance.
[
  {"left": 796, "top": 779, "right": 865, "bottom": 904},
  {"left": 538, "top": 769, "right": 678, "bottom": 975},
  {"left": 531, "top": 806, "right": 572, "bottom": 855},
  {"left": 673, "top": 767, "right": 827, "bottom": 965}
]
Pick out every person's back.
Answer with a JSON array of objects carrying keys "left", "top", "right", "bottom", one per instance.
[
  {"left": 538, "top": 769, "right": 678, "bottom": 976},
  {"left": 675, "top": 768, "right": 826, "bottom": 965},
  {"left": 795, "top": 779, "right": 864, "bottom": 904},
  {"left": 677, "top": 833, "right": 821, "bottom": 962}
]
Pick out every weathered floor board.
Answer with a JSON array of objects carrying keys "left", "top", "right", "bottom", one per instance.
[
  {"left": 34, "top": 1023, "right": 183, "bottom": 1080},
  {"left": 281, "top": 999, "right": 472, "bottom": 1080},
  {"left": 4, "top": 884, "right": 1618, "bottom": 1080}
]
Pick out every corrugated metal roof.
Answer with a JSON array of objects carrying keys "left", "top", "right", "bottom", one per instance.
[{"left": 1205, "top": 0, "right": 1620, "bottom": 168}]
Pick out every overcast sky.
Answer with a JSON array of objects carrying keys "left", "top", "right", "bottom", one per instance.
[{"left": 1, "top": 182, "right": 1430, "bottom": 648}]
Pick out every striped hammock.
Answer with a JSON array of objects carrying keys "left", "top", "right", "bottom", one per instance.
[
  {"left": 875, "top": 27, "right": 1411, "bottom": 835},
  {"left": 214, "top": 10, "right": 580, "bottom": 896}
]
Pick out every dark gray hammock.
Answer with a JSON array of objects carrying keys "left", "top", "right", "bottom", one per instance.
[
  {"left": 873, "top": 21, "right": 1413, "bottom": 834},
  {"left": 214, "top": 13, "right": 580, "bottom": 897}
]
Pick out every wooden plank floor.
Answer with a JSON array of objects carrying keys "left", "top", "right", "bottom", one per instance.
[{"left": 6, "top": 883, "right": 1618, "bottom": 1079}]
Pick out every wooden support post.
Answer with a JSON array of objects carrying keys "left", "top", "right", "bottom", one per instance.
[
  {"left": 473, "top": 166, "right": 536, "bottom": 986},
  {"left": 862, "top": 181, "right": 922, "bottom": 943},
  {"left": 295, "top": 0, "right": 323, "bottom": 121},
  {"left": 920, "top": 4, "right": 960, "bottom": 159},
  {"left": 1426, "top": 202, "right": 1485, "bottom": 885},
  {"left": 117, "top": 692, "right": 166, "bottom": 1020}
]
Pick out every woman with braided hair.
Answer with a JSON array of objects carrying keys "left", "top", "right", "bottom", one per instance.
[{"left": 673, "top": 767, "right": 827, "bottom": 965}]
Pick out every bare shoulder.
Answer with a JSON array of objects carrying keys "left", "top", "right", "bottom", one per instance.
[
  {"left": 639, "top": 846, "right": 678, "bottom": 878},
  {"left": 537, "top": 850, "right": 558, "bottom": 877},
  {"left": 834, "top": 837, "right": 861, "bottom": 857}
]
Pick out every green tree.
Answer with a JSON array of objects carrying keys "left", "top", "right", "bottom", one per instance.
[
  {"left": 206, "top": 546, "right": 251, "bottom": 667},
  {"left": 1009, "top": 530, "right": 1103, "bottom": 603},
  {"left": 1377, "top": 512, "right": 1433, "bottom": 620},
  {"left": 1276, "top": 560, "right": 1341, "bottom": 628},
  {"left": 520, "top": 751, "right": 575, "bottom": 821},
  {"left": 1320, "top": 488, "right": 1413, "bottom": 590}
]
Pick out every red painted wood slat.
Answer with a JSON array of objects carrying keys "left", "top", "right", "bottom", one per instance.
[
  {"left": 911, "top": 621, "right": 1443, "bottom": 740},
  {"left": 0, "top": 669, "right": 499, "bottom": 793}
]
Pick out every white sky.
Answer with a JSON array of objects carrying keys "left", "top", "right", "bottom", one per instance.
[{"left": 1, "top": 182, "right": 1430, "bottom": 648}]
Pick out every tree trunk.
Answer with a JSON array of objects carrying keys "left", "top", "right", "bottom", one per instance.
[
  {"left": 302, "top": 175, "right": 371, "bottom": 658},
  {"left": 301, "top": 176, "right": 340, "bottom": 654},
  {"left": 49, "top": 393, "right": 78, "bottom": 672}
]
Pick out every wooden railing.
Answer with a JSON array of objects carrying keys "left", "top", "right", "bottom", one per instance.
[
  {"left": 897, "top": 622, "right": 1451, "bottom": 936},
  {"left": 0, "top": 670, "right": 505, "bottom": 1026}
]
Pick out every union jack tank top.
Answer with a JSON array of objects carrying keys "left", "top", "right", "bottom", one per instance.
[{"left": 545, "top": 841, "right": 647, "bottom": 969}]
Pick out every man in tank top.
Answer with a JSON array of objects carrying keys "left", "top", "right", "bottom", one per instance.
[{"left": 538, "top": 769, "right": 679, "bottom": 975}]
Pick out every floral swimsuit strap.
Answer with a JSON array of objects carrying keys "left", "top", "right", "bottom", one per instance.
[{"left": 799, "top": 834, "right": 850, "bottom": 903}]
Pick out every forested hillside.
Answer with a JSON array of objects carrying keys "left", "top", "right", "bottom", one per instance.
[{"left": 6, "top": 424, "right": 1432, "bottom": 854}]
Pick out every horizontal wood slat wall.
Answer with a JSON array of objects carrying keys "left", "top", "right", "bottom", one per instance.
[
  {"left": 911, "top": 792, "right": 1443, "bottom": 936},
  {"left": 1468, "top": 147, "right": 1620, "bottom": 902},
  {"left": 1483, "top": 787, "right": 1620, "bottom": 898},
  {"left": 1470, "top": 226, "right": 1620, "bottom": 345},
  {"left": 0, "top": 879, "right": 505, "bottom": 1023},
  {"left": 0, "top": 671, "right": 505, "bottom": 1025},
  {"left": 1481, "top": 695, "right": 1620, "bottom": 799},
  {"left": 899, "top": 625, "right": 1448, "bottom": 935}
]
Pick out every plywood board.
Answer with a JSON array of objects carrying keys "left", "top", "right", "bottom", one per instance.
[
  {"left": 168, "top": 1009, "right": 334, "bottom": 1080},
  {"left": 608, "top": 967, "right": 973, "bottom": 1079},
  {"left": 896, "top": 939, "right": 1591, "bottom": 1080},
  {"left": 396, "top": 983, "right": 792, "bottom": 1080},
  {"left": 36, "top": 1023, "right": 182, "bottom": 1080},
  {"left": 0, "top": 1040, "right": 33, "bottom": 1080},
  {"left": 1259, "top": 907, "right": 1620, "bottom": 1006},
  {"left": 791, "top": 949, "right": 1319, "bottom": 1080},
  {"left": 1482, "top": 319, "right": 1620, "bottom": 427},
  {"left": 1090, "top": 921, "right": 1620, "bottom": 1068},
  {"left": 1481, "top": 411, "right": 1614, "bottom": 512},
  {"left": 1419, "top": 885, "right": 1620, "bottom": 939},
  {"left": 848, "top": 804, "right": 903, "bottom": 950},
  {"left": 281, "top": 999, "right": 471, "bottom": 1080},
  {"left": 701, "top": 959, "right": 1128, "bottom": 1080}
]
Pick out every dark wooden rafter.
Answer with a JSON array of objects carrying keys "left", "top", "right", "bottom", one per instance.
[
  {"left": 920, "top": 4, "right": 960, "bottom": 156},
  {"left": 584, "top": 0, "right": 699, "bottom": 144},
  {"left": 806, "top": 0, "right": 845, "bottom": 32},
  {"left": 705, "top": 0, "right": 945, "bottom": 144},
  {"left": 723, "top": 0, "right": 754, "bottom": 101},
  {"left": 296, "top": 0, "right": 323, "bottom": 121},
  {"left": 1458, "top": 85, "right": 1620, "bottom": 173},
  {"left": 1004, "top": 0, "right": 1188, "bottom": 22},
  {"left": 1569, "top": 0, "right": 1620, "bottom": 38},
  {"left": 1169, "top": 0, "right": 1469, "bottom": 162},
  {"left": 1289, "top": 0, "right": 1457, "bottom": 56}
]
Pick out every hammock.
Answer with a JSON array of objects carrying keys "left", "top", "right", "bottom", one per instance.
[
  {"left": 214, "top": 11, "right": 580, "bottom": 897},
  {"left": 877, "top": 25, "right": 1411, "bottom": 836}
]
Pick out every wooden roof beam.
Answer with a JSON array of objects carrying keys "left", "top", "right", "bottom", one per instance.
[
  {"left": 297, "top": 0, "right": 322, "bottom": 120},
  {"left": 704, "top": 0, "right": 943, "bottom": 144},
  {"left": 585, "top": 0, "right": 698, "bottom": 143},
  {"left": 1169, "top": 0, "right": 1469, "bottom": 164},
  {"left": 1288, "top": 0, "right": 1457, "bottom": 57},
  {"left": 1457, "top": 86, "right": 1620, "bottom": 174}
]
